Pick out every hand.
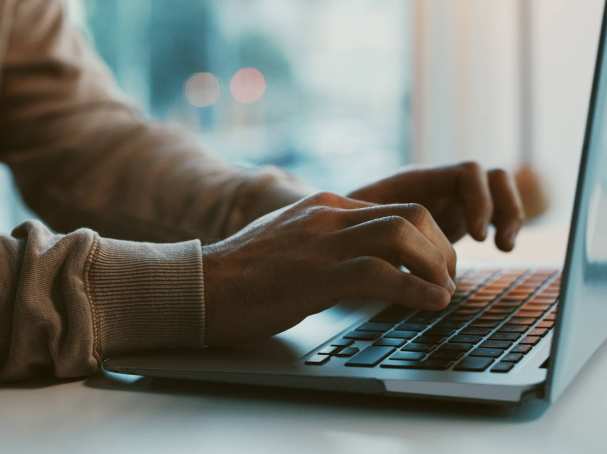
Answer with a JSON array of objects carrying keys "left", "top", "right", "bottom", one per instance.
[
  {"left": 348, "top": 162, "right": 525, "bottom": 251},
  {"left": 203, "top": 192, "right": 457, "bottom": 345}
]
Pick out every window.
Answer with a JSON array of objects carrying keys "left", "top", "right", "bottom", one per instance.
[{"left": 84, "top": 0, "right": 412, "bottom": 193}]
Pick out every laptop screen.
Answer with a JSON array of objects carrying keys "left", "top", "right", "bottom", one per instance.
[{"left": 547, "top": 1, "right": 607, "bottom": 402}]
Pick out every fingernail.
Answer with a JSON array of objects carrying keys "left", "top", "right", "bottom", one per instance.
[
  {"left": 448, "top": 277, "right": 457, "bottom": 294},
  {"left": 480, "top": 224, "right": 488, "bottom": 240},
  {"left": 509, "top": 228, "right": 519, "bottom": 245},
  {"left": 475, "top": 222, "right": 488, "bottom": 240},
  {"left": 501, "top": 228, "right": 518, "bottom": 251}
]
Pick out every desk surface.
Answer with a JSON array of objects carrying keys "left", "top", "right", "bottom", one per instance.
[{"left": 3, "top": 224, "right": 605, "bottom": 454}]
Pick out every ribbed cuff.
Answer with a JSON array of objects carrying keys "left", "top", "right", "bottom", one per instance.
[{"left": 85, "top": 236, "right": 205, "bottom": 358}]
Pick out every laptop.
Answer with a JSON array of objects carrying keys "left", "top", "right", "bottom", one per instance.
[{"left": 103, "top": 3, "right": 607, "bottom": 405}]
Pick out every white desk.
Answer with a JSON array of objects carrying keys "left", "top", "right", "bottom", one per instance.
[{"left": 2, "top": 224, "right": 605, "bottom": 454}]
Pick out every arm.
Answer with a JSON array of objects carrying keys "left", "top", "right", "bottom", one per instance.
[
  {"left": 0, "top": 0, "right": 309, "bottom": 245},
  {"left": 0, "top": 221, "right": 205, "bottom": 382},
  {"left": 0, "top": 0, "right": 306, "bottom": 382}
]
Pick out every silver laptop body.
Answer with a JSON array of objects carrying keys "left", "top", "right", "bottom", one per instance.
[{"left": 104, "top": 2, "right": 607, "bottom": 405}]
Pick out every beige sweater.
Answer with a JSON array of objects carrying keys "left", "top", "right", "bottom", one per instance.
[{"left": 0, "top": 0, "right": 305, "bottom": 381}]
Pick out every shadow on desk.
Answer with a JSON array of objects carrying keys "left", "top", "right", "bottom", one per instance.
[{"left": 84, "top": 372, "right": 549, "bottom": 424}]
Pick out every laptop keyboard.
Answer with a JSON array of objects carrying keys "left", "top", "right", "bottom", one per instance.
[{"left": 305, "top": 269, "right": 560, "bottom": 373}]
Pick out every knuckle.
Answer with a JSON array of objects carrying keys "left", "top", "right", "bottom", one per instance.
[
  {"left": 309, "top": 191, "right": 341, "bottom": 206},
  {"left": 304, "top": 205, "right": 334, "bottom": 222},
  {"left": 355, "top": 257, "right": 389, "bottom": 276},
  {"left": 379, "top": 216, "right": 409, "bottom": 238},
  {"left": 432, "top": 247, "right": 448, "bottom": 270},
  {"left": 460, "top": 160, "right": 482, "bottom": 175},
  {"left": 405, "top": 203, "right": 430, "bottom": 226},
  {"left": 490, "top": 167, "right": 509, "bottom": 180}
]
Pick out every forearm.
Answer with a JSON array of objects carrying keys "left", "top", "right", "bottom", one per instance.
[
  {"left": 0, "top": 220, "right": 205, "bottom": 382},
  {"left": 0, "top": 0, "right": 309, "bottom": 244}
]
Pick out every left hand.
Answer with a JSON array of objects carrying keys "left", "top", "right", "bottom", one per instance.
[{"left": 347, "top": 161, "right": 525, "bottom": 252}]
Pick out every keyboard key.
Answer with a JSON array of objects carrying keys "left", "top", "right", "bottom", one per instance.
[
  {"left": 427, "top": 326, "right": 456, "bottom": 335},
  {"left": 430, "top": 350, "right": 465, "bottom": 360},
  {"left": 523, "top": 303, "right": 551, "bottom": 311},
  {"left": 494, "top": 301, "right": 521, "bottom": 309},
  {"left": 330, "top": 339, "right": 353, "bottom": 347},
  {"left": 491, "top": 361, "right": 515, "bottom": 373},
  {"left": 454, "top": 356, "right": 494, "bottom": 371},
  {"left": 415, "top": 359, "right": 452, "bottom": 370},
  {"left": 486, "top": 308, "right": 514, "bottom": 315},
  {"left": 469, "top": 293, "right": 498, "bottom": 299},
  {"left": 454, "top": 308, "right": 481, "bottom": 315},
  {"left": 401, "top": 342, "right": 433, "bottom": 352},
  {"left": 502, "top": 353, "right": 524, "bottom": 363},
  {"left": 433, "top": 320, "right": 461, "bottom": 328},
  {"left": 464, "top": 302, "right": 492, "bottom": 309},
  {"left": 384, "top": 330, "right": 417, "bottom": 339},
  {"left": 442, "top": 343, "right": 474, "bottom": 351},
  {"left": 500, "top": 294, "right": 527, "bottom": 301},
  {"left": 509, "top": 317, "right": 536, "bottom": 325},
  {"left": 481, "top": 340, "right": 513, "bottom": 349},
  {"left": 448, "top": 315, "right": 475, "bottom": 322},
  {"left": 490, "top": 333, "right": 521, "bottom": 341},
  {"left": 408, "top": 316, "right": 433, "bottom": 323},
  {"left": 344, "top": 330, "right": 380, "bottom": 341},
  {"left": 391, "top": 351, "right": 426, "bottom": 361},
  {"left": 415, "top": 335, "right": 446, "bottom": 344},
  {"left": 374, "top": 338, "right": 406, "bottom": 347},
  {"left": 334, "top": 347, "right": 359, "bottom": 357},
  {"left": 537, "top": 320, "right": 555, "bottom": 329},
  {"left": 305, "top": 354, "right": 330, "bottom": 365},
  {"left": 516, "top": 310, "right": 544, "bottom": 318},
  {"left": 358, "top": 322, "right": 394, "bottom": 332},
  {"left": 512, "top": 344, "right": 532, "bottom": 354},
  {"left": 520, "top": 335, "right": 541, "bottom": 345},
  {"left": 481, "top": 315, "right": 508, "bottom": 321},
  {"left": 412, "top": 311, "right": 441, "bottom": 320},
  {"left": 470, "top": 348, "right": 504, "bottom": 358},
  {"left": 318, "top": 346, "right": 339, "bottom": 355},
  {"left": 461, "top": 327, "right": 492, "bottom": 336},
  {"left": 451, "top": 335, "right": 483, "bottom": 343},
  {"left": 396, "top": 323, "right": 428, "bottom": 331},
  {"left": 380, "top": 360, "right": 420, "bottom": 369},
  {"left": 345, "top": 346, "right": 396, "bottom": 367},
  {"left": 471, "top": 321, "right": 500, "bottom": 328},
  {"left": 530, "top": 327, "right": 550, "bottom": 337},
  {"left": 499, "top": 324, "right": 529, "bottom": 333}
]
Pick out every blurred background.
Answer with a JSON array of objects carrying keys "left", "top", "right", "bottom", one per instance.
[{"left": 0, "top": 0, "right": 603, "bottom": 250}]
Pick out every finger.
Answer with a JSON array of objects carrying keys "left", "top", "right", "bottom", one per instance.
[
  {"left": 488, "top": 169, "right": 525, "bottom": 251},
  {"left": 340, "top": 203, "right": 457, "bottom": 278},
  {"left": 298, "top": 191, "right": 373, "bottom": 210},
  {"left": 457, "top": 162, "right": 494, "bottom": 241},
  {"left": 332, "top": 256, "right": 452, "bottom": 311},
  {"left": 331, "top": 215, "right": 455, "bottom": 292}
]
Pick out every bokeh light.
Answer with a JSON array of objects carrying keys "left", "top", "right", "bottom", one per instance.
[
  {"left": 230, "top": 67, "right": 267, "bottom": 104},
  {"left": 184, "top": 72, "right": 221, "bottom": 108}
]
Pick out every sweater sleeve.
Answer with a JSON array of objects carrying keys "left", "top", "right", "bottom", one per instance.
[
  {"left": 0, "top": 221, "right": 205, "bottom": 382},
  {"left": 0, "top": 0, "right": 309, "bottom": 245}
]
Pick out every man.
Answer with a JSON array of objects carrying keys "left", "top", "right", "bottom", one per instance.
[{"left": 0, "top": 0, "right": 523, "bottom": 382}]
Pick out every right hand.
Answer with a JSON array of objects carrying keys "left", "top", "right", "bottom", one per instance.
[{"left": 203, "top": 192, "right": 457, "bottom": 346}]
